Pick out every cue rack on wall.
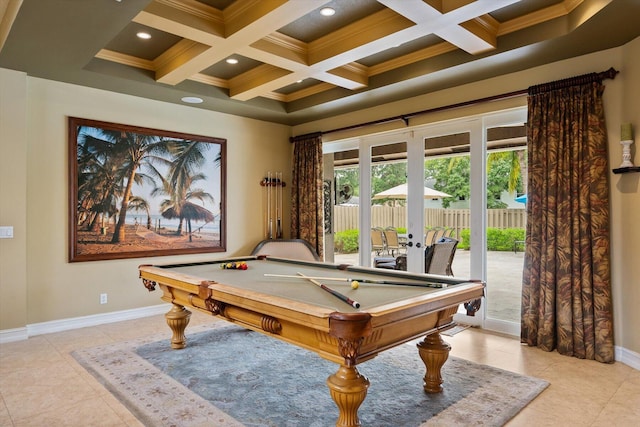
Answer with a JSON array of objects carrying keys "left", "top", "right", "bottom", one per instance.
[{"left": 260, "top": 172, "right": 285, "bottom": 239}]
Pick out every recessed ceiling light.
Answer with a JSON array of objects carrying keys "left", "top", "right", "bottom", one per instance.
[
  {"left": 320, "top": 7, "right": 335, "bottom": 16},
  {"left": 226, "top": 58, "right": 238, "bottom": 64},
  {"left": 136, "top": 32, "right": 151, "bottom": 40},
  {"left": 181, "top": 96, "right": 203, "bottom": 104}
]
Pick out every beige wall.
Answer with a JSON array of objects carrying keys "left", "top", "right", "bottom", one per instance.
[
  {"left": 0, "top": 69, "right": 28, "bottom": 330},
  {"left": 615, "top": 36, "right": 640, "bottom": 355},
  {"left": 0, "top": 74, "right": 291, "bottom": 327},
  {"left": 1, "top": 36, "right": 638, "bottom": 358},
  {"left": 294, "top": 40, "right": 640, "bottom": 357}
]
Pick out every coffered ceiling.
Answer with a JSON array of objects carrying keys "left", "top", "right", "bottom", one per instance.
[{"left": 1, "top": 0, "right": 638, "bottom": 125}]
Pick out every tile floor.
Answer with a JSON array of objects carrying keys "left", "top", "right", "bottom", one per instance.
[{"left": 1, "top": 310, "right": 638, "bottom": 426}]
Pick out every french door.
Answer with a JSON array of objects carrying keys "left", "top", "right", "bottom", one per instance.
[{"left": 325, "top": 107, "right": 527, "bottom": 333}]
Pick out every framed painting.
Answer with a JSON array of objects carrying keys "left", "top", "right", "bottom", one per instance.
[{"left": 68, "top": 117, "right": 226, "bottom": 262}]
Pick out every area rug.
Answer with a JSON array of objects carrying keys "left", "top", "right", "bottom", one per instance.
[{"left": 72, "top": 323, "right": 548, "bottom": 427}]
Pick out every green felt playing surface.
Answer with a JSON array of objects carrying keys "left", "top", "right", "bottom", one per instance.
[{"left": 157, "top": 257, "right": 465, "bottom": 312}]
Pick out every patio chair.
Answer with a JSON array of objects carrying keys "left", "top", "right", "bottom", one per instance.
[
  {"left": 251, "top": 239, "right": 320, "bottom": 261},
  {"left": 377, "top": 237, "right": 458, "bottom": 274},
  {"left": 424, "top": 229, "right": 437, "bottom": 247},
  {"left": 426, "top": 238, "right": 458, "bottom": 276},
  {"left": 370, "top": 228, "right": 386, "bottom": 255},
  {"left": 432, "top": 228, "right": 445, "bottom": 245},
  {"left": 383, "top": 227, "right": 402, "bottom": 256}
]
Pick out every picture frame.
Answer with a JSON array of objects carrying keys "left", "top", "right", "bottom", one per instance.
[{"left": 68, "top": 117, "right": 226, "bottom": 262}]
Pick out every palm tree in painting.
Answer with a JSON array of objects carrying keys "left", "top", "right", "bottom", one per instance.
[
  {"left": 156, "top": 172, "right": 215, "bottom": 242},
  {"left": 78, "top": 127, "right": 169, "bottom": 243},
  {"left": 109, "top": 131, "right": 170, "bottom": 243},
  {"left": 76, "top": 127, "right": 127, "bottom": 232},
  {"left": 127, "top": 196, "right": 152, "bottom": 229},
  {"left": 152, "top": 139, "right": 216, "bottom": 242}
]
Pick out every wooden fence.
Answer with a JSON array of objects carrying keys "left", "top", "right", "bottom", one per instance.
[{"left": 333, "top": 206, "right": 526, "bottom": 237}]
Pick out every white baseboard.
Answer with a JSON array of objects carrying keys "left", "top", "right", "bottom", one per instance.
[
  {"left": 0, "top": 327, "right": 29, "bottom": 344},
  {"left": 616, "top": 345, "right": 640, "bottom": 371},
  {"left": 481, "top": 318, "right": 520, "bottom": 337},
  {"left": 0, "top": 304, "right": 169, "bottom": 343}
]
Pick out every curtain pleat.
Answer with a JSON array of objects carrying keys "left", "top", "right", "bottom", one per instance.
[
  {"left": 522, "top": 81, "right": 614, "bottom": 363},
  {"left": 291, "top": 134, "right": 324, "bottom": 257}
]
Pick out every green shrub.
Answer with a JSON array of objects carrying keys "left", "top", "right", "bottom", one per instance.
[
  {"left": 459, "top": 229, "right": 471, "bottom": 249},
  {"left": 335, "top": 229, "right": 359, "bottom": 253},
  {"left": 458, "top": 228, "right": 524, "bottom": 251},
  {"left": 487, "top": 228, "right": 525, "bottom": 251}
]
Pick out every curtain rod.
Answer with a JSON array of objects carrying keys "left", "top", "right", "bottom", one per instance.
[
  {"left": 291, "top": 67, "right": 619, "bottom": 142},
  {"left": 529, "top": 67, "right": 618, "bottom": 95}
]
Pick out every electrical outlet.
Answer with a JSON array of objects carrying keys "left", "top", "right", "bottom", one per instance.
[
  {"left": 100, "top": 293, "right": 108, "bottom": 304},
  {"left": 0, "top": 226, "right": 13, "bottom": 238}
]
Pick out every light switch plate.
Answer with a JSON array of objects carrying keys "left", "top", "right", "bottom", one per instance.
[{"left": 0, "top": 226, "right": 14, "bottom": 238}]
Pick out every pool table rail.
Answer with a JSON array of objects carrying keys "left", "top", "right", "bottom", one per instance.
[{"left": 139, "top": 261, "right": 483, "bottom": 364}]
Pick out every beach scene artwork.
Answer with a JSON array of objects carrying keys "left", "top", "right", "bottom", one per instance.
[{"left": 69, "top": 117, "right": 226, "bottom": 262}]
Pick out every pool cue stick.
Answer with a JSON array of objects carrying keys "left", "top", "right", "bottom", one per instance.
[
  {"left": 296, "top": 272, "right": 361, "bottom": 309},
  {"left": 265, "top": 273, "right": 447, "bottom": 288},
  {"left": 276, "top": 171, "right": 282, "bottom": 238},
  {"left": 264, "top": 175, "right": 268, "bottom": 238},
  {"left": 267, "top": 172, "right": 273, "bottom": 239},
  {"left": 264, "top": 173, "right": 268, "bottom": 238}
]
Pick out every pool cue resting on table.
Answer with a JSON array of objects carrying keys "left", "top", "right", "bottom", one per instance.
[
  {"left": 265, "top": 273, "right": 447, "bottom": 288},
  {"left": 296, "top": 272, "right": 361, "bottom": 309}
]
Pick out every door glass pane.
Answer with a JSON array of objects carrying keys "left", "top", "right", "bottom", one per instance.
[
  {"left": 423, "top": 133, "right": 471, "bottom": 281},
  {"left": 333, "top": 150, "right": 360, "bottom": 266},
  {"left": 370, "top": 143, "right": 408, "bottom": 267},
  {"left": 484, "top": 125, "right": 527, "bottom": 324}
]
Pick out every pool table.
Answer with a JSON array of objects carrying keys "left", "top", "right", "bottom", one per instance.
[{"left": 139, "top": 255, "right": 484, "bottom": 427}]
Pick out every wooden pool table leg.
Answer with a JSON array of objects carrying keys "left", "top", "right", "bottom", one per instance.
[
  {"left": 326, "top": 364, "right": 370, "bottom": 427},
  {"left": 165, "top": 304, "right": 191, "bottom": 349},
  {"left": 416, "top": 332, "right": 451, "bottom": 393}
]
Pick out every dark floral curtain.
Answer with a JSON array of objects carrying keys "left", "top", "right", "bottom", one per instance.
[
  {"left": 291, "top": 133, "right": 323, "bottom": 257},
  {"left": 522, "top": 77, "right": 614, "bottom": 363}
]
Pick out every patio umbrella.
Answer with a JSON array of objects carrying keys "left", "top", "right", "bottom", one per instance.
[
  {"left": 372, "top": 183, "right": 451, "bottom": 200},
  {"left": 162, "top": 202, "right": 215, "bottom": 242},
  {"left": 515, "top": 194, "right": 527, "bottom": 204}
]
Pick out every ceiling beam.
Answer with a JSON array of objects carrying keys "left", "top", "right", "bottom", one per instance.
[
  {"left": 133, "top": 0, "right": 225, "bottom": 45},
  {"left": 141, "top": 0, "right": 328, "bottom": 85},
  {"left": 0, "top": 0, "right": 23, "bottom": 52},
  {"left": 102, "top": 0, "right": 588, "bottom": 105},
  {"left": 379, "top": 0, "right": 516, "bottom": 54}
]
